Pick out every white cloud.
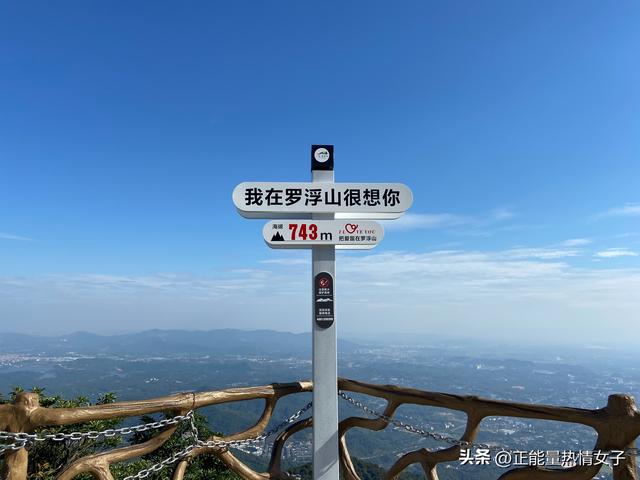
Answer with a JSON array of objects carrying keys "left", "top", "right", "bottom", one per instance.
[
  {"left": 596, "top": 204, "right": 640, "bottom": 219},
  {"left": 612, "top": 232, "right": 640, "bottom": 239},
  {"left": 499, "top": 247, "right": 581, "bottom": 260},
  {"left": 562, "top": 238, "right": 592, "bottom": 247},
  {"left": 489, "top": 207, "right": 516, "bottom": 222},
  {"left": 261, "top": 258, "right": 309, "bottom": 266},
  {"left": 383, "top": 213, "right": 468, "bottom": 231},
  {"left": 384, "top": 207, "right": 515, "bottom": 232},
  {"left": 2, "top": 246, "right": 640, "bottom": 343},
  {"left": 594, "top": 248, "right": 638, "bottom": 258},
  {"left": 0, "top": 232, "right": 32, "bottom": 241}
]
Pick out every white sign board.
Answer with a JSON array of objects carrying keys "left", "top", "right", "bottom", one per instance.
[
  {"left": 263, "top": 220, "right": 384, "bottom": 249},
  {"left": 233, "top": 182, "right": 413, "bottom": 219}
]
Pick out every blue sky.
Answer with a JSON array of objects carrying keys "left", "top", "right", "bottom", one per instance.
[{"left": 1, "top": 1, "right": 639, "bottom": 343}]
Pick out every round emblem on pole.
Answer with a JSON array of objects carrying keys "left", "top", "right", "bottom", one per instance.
[{"left": 314, "top": 147, "right": 330, "bottom": 163}]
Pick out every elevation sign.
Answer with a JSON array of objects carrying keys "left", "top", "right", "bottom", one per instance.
[
  {"left": 233, "top": 182, "right": 412, "bottom": 218},
  {"left": 263, "top": 220, "right": 384, "bottom": 249}
]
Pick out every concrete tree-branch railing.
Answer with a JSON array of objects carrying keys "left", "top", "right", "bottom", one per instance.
[{"left": 1, "top": 378, "right": 638, "bottom": 480}]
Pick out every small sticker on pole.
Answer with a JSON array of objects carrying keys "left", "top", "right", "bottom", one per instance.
[{"left": 314, "top": 272, "right": 334, "bottom": 328}]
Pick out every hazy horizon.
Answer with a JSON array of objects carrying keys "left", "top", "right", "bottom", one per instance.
[{"left": 3, "top": 326, "right": 640, "bottom": 351}]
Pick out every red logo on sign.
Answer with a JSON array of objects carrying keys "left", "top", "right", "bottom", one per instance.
[
  {"left": 319, "top": 278, "right": 330, "bottom": 288},
  {"left": 345, "top": 223, "right": 359, "bottom": 234}
]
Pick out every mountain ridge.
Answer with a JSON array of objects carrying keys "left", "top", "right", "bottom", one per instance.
[{"left": 0, "top": 328, "right": 359, "bottom": 356}]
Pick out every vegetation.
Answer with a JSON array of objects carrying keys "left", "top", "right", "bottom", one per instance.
[
  {"left": 0, "top": 387, "right": 239, "bottom": 480},
  {"left": 1, "top": 387, "right": 122, "bottom": 479},
  {"left": 117, "top": 409, "right": 240, "bottom": 480}
]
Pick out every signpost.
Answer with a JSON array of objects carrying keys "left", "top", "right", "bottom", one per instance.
[{"left": 233, "top": 145, "right": 412, "bottom": 480}]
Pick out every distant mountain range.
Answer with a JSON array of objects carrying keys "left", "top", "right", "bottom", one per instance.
[{"left": 0, "top": 329, "right": 360, "bottom": 356}]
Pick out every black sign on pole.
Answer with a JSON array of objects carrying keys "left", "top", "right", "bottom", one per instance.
[
  {"left": 311, "top": 145, "right": 334, "bottom": 171},
  {"left": 314, "top": 272, "right": 334, "bottom": 328}
]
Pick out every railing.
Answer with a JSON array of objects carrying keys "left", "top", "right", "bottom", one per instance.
[{"left": 1, "top": 378, "right": 638, "bottom": 480}]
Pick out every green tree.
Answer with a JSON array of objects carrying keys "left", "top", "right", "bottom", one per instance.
[
  {"left": 111, "top": 410, "right": 240, "bottom": 480},
  {"left": 1, "top": 387, "right": 122, "bottom": 480},
  {"left": 1, "top": 388, "right": 239, "bottom": 480}
]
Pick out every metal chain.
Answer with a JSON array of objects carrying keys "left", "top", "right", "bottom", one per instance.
[
  {"left": 192, "top": 400, "right": 312, "bottom": 450},
  {"left": 338, "top": 391, "right": 640, "bottom": 457},
  {"left": 0, "top": 438, "right": 29, "bottom": 453},
  {"left": 338, "top": 391, "right": 494, "bottom": 450},
  {"left": 123, "top": 401, "right": 312, "bottom": 480},
  {"left": 0, "top": 411, "right": 195, "bottom": 453}
]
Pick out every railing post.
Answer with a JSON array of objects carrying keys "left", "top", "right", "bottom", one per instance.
[
  {"left": 2, "top": 449, "right": 28, "bottom": 480},
  {"left": 2, "top": 392, "right": 40, "bottom": 480},
  {"left": 613, "top": 440, "right": 638, "bottom": 480},
  {"left": 608, "top": 394, "right": 639, "bottom": 480}
]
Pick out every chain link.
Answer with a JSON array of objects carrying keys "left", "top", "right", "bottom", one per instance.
[
  {"left": 0, "top": 412, "right": 195, "bottom": 453},
  {"left": 0, "top": 402, "right": 311, "bottom": 478},
  {"left": 338, "top": 391, "right": 640, "bottom": 457},
  {"left": 123, "top": 401, "right": 312, "bottom": 480},
  {"left": 338, "top": 391, "right": 492, "bottom": 450}
]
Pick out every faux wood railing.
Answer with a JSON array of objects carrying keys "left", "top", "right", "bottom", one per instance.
[{"left": 1, "top": 378, "right": 638, "bottom": 480}]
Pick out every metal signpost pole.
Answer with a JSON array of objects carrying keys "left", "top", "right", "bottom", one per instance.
[
  {"left": 310, "top": 146, "right": 339, "bottom": 480},
  {"left": 232, "top": 145, "right": 413, "bottom": 480}
]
